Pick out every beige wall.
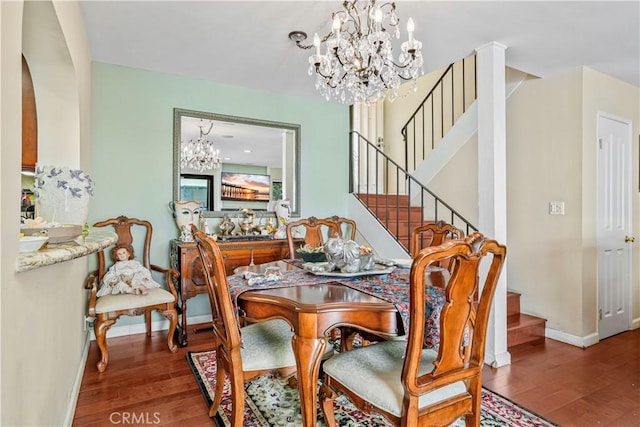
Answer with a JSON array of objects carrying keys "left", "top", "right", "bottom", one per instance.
[
  {"left": 506, "top": 69, "right": 586, "bottom": 335},
  {"left": 0, "top": 1, "right": 92, "bottom": 425},
  {"left": 427, "top": 135, "right": 479, "bottom": 225},
  {"left": 507, "top": 67, "right": 639, "bottom": 338}
]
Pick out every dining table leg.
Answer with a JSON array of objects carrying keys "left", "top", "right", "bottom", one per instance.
[{"left": 291, "top": 332, "right": 327, "bottom": 427}]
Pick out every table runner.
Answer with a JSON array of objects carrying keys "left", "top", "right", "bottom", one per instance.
[{"left": 226, "top": 262, "right": 446, "bottom": 349}]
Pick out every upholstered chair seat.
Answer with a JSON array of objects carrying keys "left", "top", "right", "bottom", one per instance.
[
  {"left": 322, "top": 341, "right": 467, "bottom": 417},
  {"left": 94, "top": 288, "right": 176, "bottom": 313},
  {"left": 238, "top": 319, "right": 298, "bottom": 371}
]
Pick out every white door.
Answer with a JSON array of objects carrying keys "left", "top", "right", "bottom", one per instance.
[{"left": 597, "top": 112, "right": 633, "bottom": 340}]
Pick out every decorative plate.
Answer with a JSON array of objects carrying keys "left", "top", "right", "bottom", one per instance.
[{"left": 308, "top": 265, "right": 395, "bottom": 278}]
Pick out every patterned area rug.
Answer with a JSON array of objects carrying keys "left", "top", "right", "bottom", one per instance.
[{"left": 187, "top": 350, "right": 557, "bottom": 427}]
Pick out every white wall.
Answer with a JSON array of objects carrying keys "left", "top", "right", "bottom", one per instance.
[{"left": 0, "top": 1, "right": 93, "bottom": 425}]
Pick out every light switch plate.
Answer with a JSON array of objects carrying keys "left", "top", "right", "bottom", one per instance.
[{"left": 549, "top": 201, "right": 565, "bottom": 215}]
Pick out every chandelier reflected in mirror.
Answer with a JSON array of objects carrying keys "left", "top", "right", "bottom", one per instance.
[
  {"left": 180, "top": 119, "right": 221, "bottom": 172},
  {"left": 289, "top": 0, "right": 423, "bottom": 104}
]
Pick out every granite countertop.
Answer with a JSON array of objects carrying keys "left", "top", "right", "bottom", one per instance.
[{"left": 16, "top": 227, "right": 117, "bottom": 273}]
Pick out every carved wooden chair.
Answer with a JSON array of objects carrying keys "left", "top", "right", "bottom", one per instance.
[
  {"left": 84, "top": 216, "right": 178, "bottom": 372},
  {"left": 286, "top": 216, "right": 345, "bottom": 259},
  {"left": 320, "top": 232, "right": 507, "bottom": 427},
  {"left": 324, "top": 215, "right": 357, "bottom": 240},
  {"left": 411, "top": 220, "right": 465, "bottom": 272},
  {"left": 193, "top": 229, "right": 298, "bottom": 426}
]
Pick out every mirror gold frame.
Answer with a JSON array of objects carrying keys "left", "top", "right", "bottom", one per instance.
[{"left": 173, "top": 108, "right": 301, "bottom": 217}]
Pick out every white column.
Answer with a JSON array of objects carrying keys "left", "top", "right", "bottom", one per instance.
[{"left": 476, "top": 41, "right": 510, "bottom": 368}]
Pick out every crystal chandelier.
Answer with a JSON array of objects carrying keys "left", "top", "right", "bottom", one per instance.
[
  {"left": 180, "top": 119, "right": 221, "bottom": 172},
  {"left": 289, "top": 0, "right": 423, "bottom": 104}
]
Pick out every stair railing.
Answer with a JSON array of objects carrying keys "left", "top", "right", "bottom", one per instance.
[
  {"left": 401, "top": 55, "right": 477, "bottom": 172},
  {"left": 350, "top": 131, "right": 477, "bottom": 254}
]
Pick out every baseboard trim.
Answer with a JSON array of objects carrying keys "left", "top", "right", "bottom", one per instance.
[
  {"left": 88, "top": 314, "right": 213, "bottom": 340},
  {"left": 484, "top": 350, "right": 511, "bottom": 368},
  {"left": 631, "top": 317, "right": 640, "bottom": 330},
  {"left": 545, "top": 327, "right": 599, "bottom": 348},
  {"left": 64, "top": 332, "right": 91, "bottom": 426}
]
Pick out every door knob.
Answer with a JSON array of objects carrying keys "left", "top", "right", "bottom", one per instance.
[{"left": 625, "top": 236, "right": 635, "bottom": 243}]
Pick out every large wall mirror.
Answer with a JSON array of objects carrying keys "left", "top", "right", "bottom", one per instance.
[{"left": 173, "top": 108, "right": 300, "bottom": 217}]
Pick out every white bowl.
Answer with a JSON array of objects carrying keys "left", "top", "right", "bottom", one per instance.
[
  {"left": 19, "top": 235, "right": 49, "bottom": 253},
  {"left": 20, "top": 224, "right": 82, "bottom": 243}
]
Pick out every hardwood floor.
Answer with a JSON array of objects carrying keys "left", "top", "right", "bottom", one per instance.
[
  {"left": 73, "top": 326, "right": 640, "bottom": 426},
  {"left": 482, "top": 329, "right": 640, "bottom": 426}
]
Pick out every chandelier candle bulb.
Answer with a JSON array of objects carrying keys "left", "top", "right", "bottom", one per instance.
[
  {"left": 374, "top": 7, "right": 382, "bottom": 26},
  {"left": 313, "top": 33, "right": 321, "bottom": 57},
  {"left": 407, "top": 18, "right": 415, "bottom": 49},
  {"left": 332, "top": 16, "right": 341, "bottom": 39}
]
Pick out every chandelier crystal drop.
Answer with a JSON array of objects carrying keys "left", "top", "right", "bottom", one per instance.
[
  {"left": 180, "top": 120, "right": 222, "bottom": 172},
  {"left": 294, "top": 0, "right": 423, "bottom": 104}
]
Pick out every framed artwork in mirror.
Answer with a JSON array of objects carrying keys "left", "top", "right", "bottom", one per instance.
[{"left": 221, "top": 172, "right": 270, "bottom": 202}]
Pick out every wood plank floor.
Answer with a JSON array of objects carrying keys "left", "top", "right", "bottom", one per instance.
[{"left": 73, "top": 326, "right": 640, "bottom": 426}]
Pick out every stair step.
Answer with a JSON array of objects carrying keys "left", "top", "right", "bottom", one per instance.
[
  {"left": 381, "top": 219, "right": 424, "bottom": 234},
  {"left": 507, "top": 313, "right": 546, "bottom": 347},
  {"left": 369, "top": 207, "right": 424, "bottom": 221},
  {"left": 507, "top": 291, "right": 521, "bottom": 317},
  {"left": 357, "top": 193, "right": 410, "bottom": 207}
]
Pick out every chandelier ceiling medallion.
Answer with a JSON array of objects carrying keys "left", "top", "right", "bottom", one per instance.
[
  {"left": 289, "top": 0, "right": 423, "bottom": 104},
  {"left": 180, "top": 119, "right": 221, "bottom": 172}
]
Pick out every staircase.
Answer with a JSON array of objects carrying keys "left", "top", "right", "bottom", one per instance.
[
  {"left": 357, "top": 194, "right": 423, "bottom": 250},
  {"left": 507, "top": 291, "right": 546, "bottom": 347},
  {"left": 352, "top": 54, "right": 546, "bottom": 351}
]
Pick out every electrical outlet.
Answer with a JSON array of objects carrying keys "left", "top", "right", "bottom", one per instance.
[
  {"left": 84, "top": 316, "right": 95, "bottom": 331},
  {"left": 549, "top": 201, "right": 565, "bottom": 215}
]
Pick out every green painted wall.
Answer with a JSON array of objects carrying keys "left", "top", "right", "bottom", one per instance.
[{"left": 91, "top": 62, "right": 349, "bottom": 322}]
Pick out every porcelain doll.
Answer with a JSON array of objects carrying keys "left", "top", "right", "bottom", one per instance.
[{"left": 97, "top": 243, "right": 161, "bottom": 296}]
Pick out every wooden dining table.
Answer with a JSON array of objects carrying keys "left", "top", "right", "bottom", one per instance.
[{"left": 231, "top": 260, "right": 446, "bottom": 427}]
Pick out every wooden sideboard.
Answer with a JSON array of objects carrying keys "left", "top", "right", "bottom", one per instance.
[{"left": 169, "top": 237, "right": 297, "bottom": 346}]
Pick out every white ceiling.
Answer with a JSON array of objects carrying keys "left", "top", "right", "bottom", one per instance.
[{"left": 78, "top": 0, "right": 640, "bottom": 166}]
